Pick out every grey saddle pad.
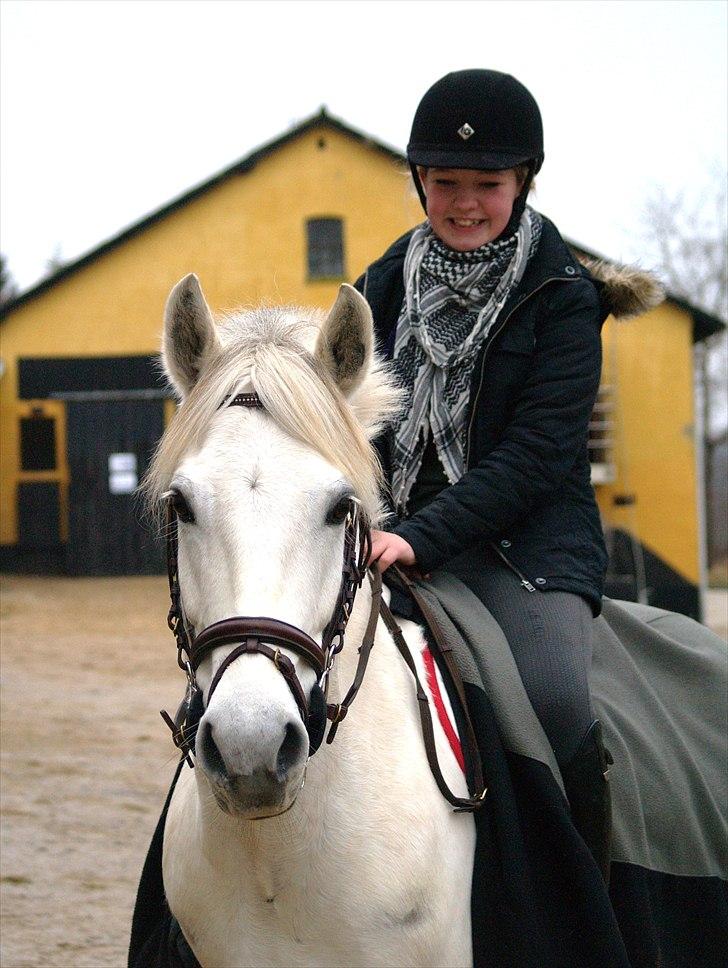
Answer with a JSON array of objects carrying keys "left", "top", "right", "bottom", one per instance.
[{"left": 414, "top": 574, "right": 727, "bottom": 881}]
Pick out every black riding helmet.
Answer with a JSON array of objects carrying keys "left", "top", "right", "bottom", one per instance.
[{"left": 407, "top": 69, "right": 544, "bottom": 237}]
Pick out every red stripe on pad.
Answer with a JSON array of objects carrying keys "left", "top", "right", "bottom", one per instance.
[{"left": 421, "top": 646, "right": 465, "bottom": 774}]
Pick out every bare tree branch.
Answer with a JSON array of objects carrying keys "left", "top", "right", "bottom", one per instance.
[{"left": 0, "top": 254, "right": 18, "bottom": 307}]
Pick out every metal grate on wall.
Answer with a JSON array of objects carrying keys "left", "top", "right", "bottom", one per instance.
[{"left": 589, "top": 383, "right": 616, "bottom": 485}]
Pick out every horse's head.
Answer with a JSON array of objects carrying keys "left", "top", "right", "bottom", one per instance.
[{"left": 147, "top": 275, "right": 399, "bottom": 818}]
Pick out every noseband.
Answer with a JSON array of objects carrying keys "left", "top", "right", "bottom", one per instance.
[{"left": 161, "top": 390, "right": 377, "bottom": 765}]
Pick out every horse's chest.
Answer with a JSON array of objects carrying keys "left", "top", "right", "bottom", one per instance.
[
  {"left": 164, "top": 797, "right": 471, "bottom": 967},
  {"left": 170, "top": 861, "right": 427, "bottom": 967}
]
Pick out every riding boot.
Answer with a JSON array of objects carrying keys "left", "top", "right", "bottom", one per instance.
[{"left": 561, "top": 720, "right": 613, "bottom": 885}]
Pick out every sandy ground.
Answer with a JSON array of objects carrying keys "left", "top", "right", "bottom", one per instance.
[
  {"left": 1, "top": 576, "right": 181, "bottom": 968},
  {"left": 1, "top": 576, "right": 727, "bottom": 968}
]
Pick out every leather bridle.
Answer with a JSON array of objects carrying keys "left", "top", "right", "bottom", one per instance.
[
  {"left": 161, "top": 390, "right": 379, "bottom": 764},
  {"left": 160, "top": 390, "right": 487, "bottom": 812}
]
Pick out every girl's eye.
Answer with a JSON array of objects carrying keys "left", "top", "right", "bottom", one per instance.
[
  {"left": 170, "top": 490, "right": 195, "bottom": 524},
  {"left": 326, "top": 496, "right": 352, "bottom": 526}
]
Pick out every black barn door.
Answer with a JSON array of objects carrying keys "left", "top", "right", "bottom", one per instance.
[{"left": 66, "top": 398, "right": 165, "bottom": 575}]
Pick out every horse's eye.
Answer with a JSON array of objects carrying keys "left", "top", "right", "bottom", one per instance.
[
  {"left": 170, "top": 490, "right": 195, "bottom": 524},
  {"left": 326, "top": 496, "right": 352, "bottom": 526}
]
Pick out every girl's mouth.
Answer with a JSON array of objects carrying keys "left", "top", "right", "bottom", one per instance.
[{"left": 450, "top": 218, "right": 485, "bottom": 228}]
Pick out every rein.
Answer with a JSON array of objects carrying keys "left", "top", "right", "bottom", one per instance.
[{"left": 160, "top": 390, "right": 486, "bottom": 812}]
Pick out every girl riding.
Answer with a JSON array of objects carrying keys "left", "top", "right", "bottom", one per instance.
[{"left": 358, "top": 69, "right": 612, "bottom": 878}]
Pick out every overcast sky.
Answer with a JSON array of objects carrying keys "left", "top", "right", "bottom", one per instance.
[{"left": 1, "top": 0, "right": 726, "bottom": 293}]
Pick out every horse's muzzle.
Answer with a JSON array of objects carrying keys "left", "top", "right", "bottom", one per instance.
[{"left": 198, "top": 712, "right": 309, "bottom": 817}]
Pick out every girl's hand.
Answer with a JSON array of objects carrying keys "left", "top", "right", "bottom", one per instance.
[{"left": 369, "top": 530, "right": 416, "bottom": 572}]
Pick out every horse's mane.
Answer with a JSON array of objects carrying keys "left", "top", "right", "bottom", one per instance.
[{"left": 143, "top": 306, "right": 401, "bottom": 524}]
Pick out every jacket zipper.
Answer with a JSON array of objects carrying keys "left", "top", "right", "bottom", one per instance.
[
  {"left": 466, "top": 275, "right": 580, "bottom": 594},
  {"left": 489, "top": 542, "right": 536, "bottom": 592},
  {"left": 464, "top": 276, "right": 578, "bottom": 467}
]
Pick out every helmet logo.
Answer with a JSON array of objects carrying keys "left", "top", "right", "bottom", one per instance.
[{"left": 458, "top": 122, "right": 475, "bottom": 140}]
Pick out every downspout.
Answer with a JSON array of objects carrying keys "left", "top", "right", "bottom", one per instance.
[{"left": 693, "top": 335, "right": 709, "bottom": 624}]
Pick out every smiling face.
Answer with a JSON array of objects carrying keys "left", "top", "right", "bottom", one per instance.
[{"left": 418, "top": 167, "right": 524, "bottom": 251}]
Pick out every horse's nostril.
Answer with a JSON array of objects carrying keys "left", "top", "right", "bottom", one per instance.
[
  {"left": 276, "top": 722, "right": 306, "bottom": 779},
  {"left": 200, "top": 721, "right": 228, "bottom": 777}
]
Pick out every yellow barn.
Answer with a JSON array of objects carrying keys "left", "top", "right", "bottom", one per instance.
[{"left": 0, "top": 110, "right": 722, "bottom": 618}]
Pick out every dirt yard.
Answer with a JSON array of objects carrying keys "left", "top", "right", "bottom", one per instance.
[
  {"left": 1, "top": 576, "right": 182, "bottom": 968},
  {"left": 1, "top": 576, "right": 727, "bottom": 968}
]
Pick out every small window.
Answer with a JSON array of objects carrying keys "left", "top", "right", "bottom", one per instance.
[
  {"left": 20, "top": 414, "right": 57, "bottom": 471},
  {"left": 306, "top": 217, "right": 345, "bottom": 280}
]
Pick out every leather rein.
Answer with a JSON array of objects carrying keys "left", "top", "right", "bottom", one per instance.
[{"left": 161, "top": 391, "right": 486, "bottom": 812}]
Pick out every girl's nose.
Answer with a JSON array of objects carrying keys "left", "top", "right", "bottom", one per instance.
[{"left": 453, "top": 189, "right": 478, "bottom": 211}]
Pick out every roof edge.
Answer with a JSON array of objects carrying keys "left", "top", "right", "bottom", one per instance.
[{"left": 0, "top": 108, "right": 406, "bottom": 320}]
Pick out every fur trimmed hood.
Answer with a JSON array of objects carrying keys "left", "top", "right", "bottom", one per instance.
[{"left": 580, "top": 257, "right": 665, "bottom": 321}]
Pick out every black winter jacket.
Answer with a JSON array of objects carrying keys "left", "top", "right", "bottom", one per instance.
[{"left": 354, "top": 217, "right": 610, "bottom": 616}]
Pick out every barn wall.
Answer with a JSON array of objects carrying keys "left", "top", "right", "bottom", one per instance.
[{"left": 596, "top": 303, "right": 700, "bottom": 585}]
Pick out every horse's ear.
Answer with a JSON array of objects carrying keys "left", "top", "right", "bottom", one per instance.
[
  {"left": 315, "top": 284, "right": 373, "bottom": 397},
  {"left": 162, "top": 274, "right": 220, "bottom": 397}
]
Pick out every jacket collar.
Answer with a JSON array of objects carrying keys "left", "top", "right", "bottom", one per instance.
[{"left": 517, "top": 216, "right": 584, "bottom": 288}]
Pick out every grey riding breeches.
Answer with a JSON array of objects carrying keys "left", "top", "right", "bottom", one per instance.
[{"left": 444, "top": 553, "right": 595, "bottom": 770}]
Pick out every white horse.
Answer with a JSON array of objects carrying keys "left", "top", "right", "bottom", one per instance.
[{"left": 147, "top": 275, "right": 476, "bottom": 968}]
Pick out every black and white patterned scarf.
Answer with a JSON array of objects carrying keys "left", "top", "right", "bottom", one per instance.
[{"left": 391, "top": 207, "right": 543, "bottom": 515}]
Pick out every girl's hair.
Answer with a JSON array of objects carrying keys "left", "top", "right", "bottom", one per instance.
[{"left": 513, "top": 163, "right": 530, "bottom": 190}]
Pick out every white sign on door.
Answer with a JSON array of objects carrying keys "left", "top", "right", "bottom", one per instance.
[{"left": 108, "top": 452, "right": 138, "bottom": 494}]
